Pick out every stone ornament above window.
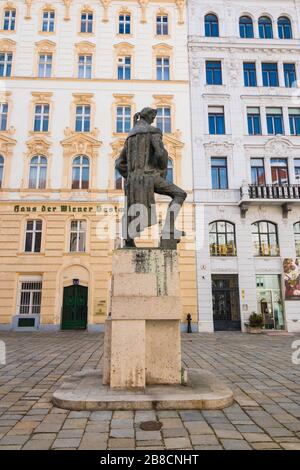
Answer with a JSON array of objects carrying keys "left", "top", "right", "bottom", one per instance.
[{"left": 24, "top": 0, "right": 33, "bottom": 20}]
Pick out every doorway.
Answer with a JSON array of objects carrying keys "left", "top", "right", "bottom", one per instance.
[
  {"left": 212, "top": 275, "right": 241, "bottom": 331},
  {"left": 256, "top": 275, "right": 285, "bottom": 330},
  {"left": 61, "top": 285, "right": 88, "bottom": 330}
]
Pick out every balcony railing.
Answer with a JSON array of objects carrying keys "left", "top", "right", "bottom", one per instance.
[{"left": 247, "top": 184, "right": 300, "bottom": 200}]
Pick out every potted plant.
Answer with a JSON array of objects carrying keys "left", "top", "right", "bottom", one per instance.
[{"left": 245, "top": 312, "right": 264, "bottom": 334}]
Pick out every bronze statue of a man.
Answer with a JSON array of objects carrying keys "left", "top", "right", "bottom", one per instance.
[{"left": 115, "top": 107, "right": 187, "bottom": 248}]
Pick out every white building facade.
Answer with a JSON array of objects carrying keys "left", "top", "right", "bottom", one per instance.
[{"left": 188, "top": 0, "right": 300, "bottom": 333}]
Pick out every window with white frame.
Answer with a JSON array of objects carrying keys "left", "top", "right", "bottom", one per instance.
[
  {"left": 116, "top": 106, "right": 131, "bottom": 133},
  {"left": 81, "top": 12, "right": 93, "bottom": 33},
  {"left": 34, "top": 104, "right": 50, "bottom": 132},
  {"left": 24, "top": 220, "right": 42, "bottom": 253},
  {"left": 38, "top": 54, "right": 52, "bottom": 78},
  {"left": 29, "top": 155, "right": 47, "bottom": 189},
  {"left": 156, "top": 107, "right": 171, "bottom": 133},
  {"left": 0, "top": 155, "right": 4, "bottom": 188},
  {"left": 18, "top": 277, "right": 42, "bottom": 315},
  {"left": 117, "top": 56, "right": 131, "bottom": 80},
  {"left": 72, "top": 155, "right": 90, "bottom": 189},
  {"left": 70, "top": 220, "right": 87, "bottom": 252},
  {"left": 156, "top": 57, "right": 170, "bottom": 80},
  {"left": 0, "top": 103, "right": 8, "bottom": 131},
  {"left": 3, "top": 9, "right": 16, "bottom": 31},
  {"left": 42, "top": 10, "right": 55, "bottom": 32},
  {"left": 75, "top": 105, "right": 91, "bottom": 132},
  {"left": 0, "top": 52, "right": 12, "bottom": 77},
  {"left": 119, "top": 14, "right": 131, "bottom": 34},
  {"left": 78, "top": 55, "right": 92, "bottom": 79},
  {"left": 156, "top": 15, "right": 168, "bottom": 35}
]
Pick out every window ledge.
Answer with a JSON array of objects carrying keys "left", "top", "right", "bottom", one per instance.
[
  {"left": 38, "top": 31, "right": 56, "bottom": 35},
  {"left": 18, "top": 252, "right": 45, "bottom": 256},
  {"left": 63, "top": 252, "right": 90, "bottom": 256},
  {"left": 116, "top": 33, "right": 133, "bottom": 38}
]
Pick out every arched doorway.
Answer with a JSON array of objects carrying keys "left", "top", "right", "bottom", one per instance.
[{"left": 62, "top": 284, "right": 88, "bottom": 330}]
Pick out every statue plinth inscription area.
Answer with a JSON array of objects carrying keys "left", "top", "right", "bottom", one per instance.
[
  {"left": 52, "top": 108, "right": 233, "bottom": 411},
  {"left": 103, "top": 249, "right": 182, "bottom": 389}
]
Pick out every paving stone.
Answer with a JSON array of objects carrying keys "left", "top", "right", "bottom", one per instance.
[
  {"left": 179, "top": 411, "right": 204, "bottom": 421},
  {"left": 110, "top": 419, "right": 134, "bottom": 429},
  {"left": 194, "top": 445, "right": 223, "bottom": 450},
  {"left": 79, "top": 433, "right": 108, "bottom": 450},
  {"left": 136, "top": 430, "right": 162, "bottom": 441},
  {"left": 52, "top": 438, "right": 81, "bottom": 449},
  {"left": 280, "top": 442, "right": 300, "bottom": 450},
  {"left": 23, "top": 439, "right": 54, "bottom": 450},
  {"left": 108, "top": 438, "right": 135, "bottom": 449},
  {"left": 110, "top": 428, "right": 134, "bottom": 438},
  {"left": 251, "top": 442, "right": 281, "bottom": 450},
  {"left": 213, "top": 429, "right": 243, "bottom": 440},
  {"left": 57, "top": 429, "right": 84, "bottom": 439},
  {"left": 157, "top": 411, "right": 179, "bottom": 418},
  {"left": 242, "top": 433, "right": 272, "bottom": 443},
  {"left": 221, "top": 439, "right": 252, "bottom": 450},
  {"left": 89, "top": 411, "right": 112, "bottom": 421},
  {"left": 0, "top": 435, "right": 29, "bottom": 445},
  {"left": 164, "top": 437, "right": 192, "bottom": 449},
  {"left": 62, "top": 418, "right": 87, "bottom": 429},
  {"left": 162, "top": 428, "right": 189, "bottom": 438},
  {"left": 190, "top": 434, "right": 219, "bottom": 446},
  {"left": 183, "top": 421, "right": 213, "bottom": 434},
  {"left": 113, "top": 411, "right": 134, "bottom": 419},
  {"left": 69, "top": 411, "right": 90, "bottom": 419},
  {"left": 265, "top": 427, "right": 295, "bottom": 437},
  {"left": 86, "top": 423, "right": 109, "bottom": 433},
  {"left": 160, "top": 418, "right": 183, "bottom": 429}
]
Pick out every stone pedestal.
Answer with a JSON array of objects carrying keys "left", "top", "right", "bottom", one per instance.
[{"left": 103, "top": 249, "right": 182, "bottom": 389}]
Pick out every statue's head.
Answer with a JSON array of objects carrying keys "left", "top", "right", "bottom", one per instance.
[{"left": 134, "top": 107, "right": 157, "bottom": 125}]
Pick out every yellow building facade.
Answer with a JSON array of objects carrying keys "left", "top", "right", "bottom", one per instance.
[{"left": 0, "top": 0, "right": 197, "bottom": 331}]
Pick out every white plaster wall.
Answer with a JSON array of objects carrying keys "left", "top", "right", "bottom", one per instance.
[{"left": 188, "top": 0, "right": 300, "bottom": 332}]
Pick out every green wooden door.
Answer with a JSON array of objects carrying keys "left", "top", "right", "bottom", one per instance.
[{"left": 62, "top": 285, "right": 88, "bottom": 330}]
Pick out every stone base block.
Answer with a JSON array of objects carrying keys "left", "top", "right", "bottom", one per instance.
[{"left": 52, "top": 369, "right": 234, "bottom": 411}]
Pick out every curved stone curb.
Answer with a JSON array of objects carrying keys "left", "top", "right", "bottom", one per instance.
[{"left": 52, "top": 368, "right": 234, "bottom": 411}]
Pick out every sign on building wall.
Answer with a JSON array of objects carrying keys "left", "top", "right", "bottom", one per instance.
[{"left": 283, "top": 259, "right": 300, "bottom": 300}]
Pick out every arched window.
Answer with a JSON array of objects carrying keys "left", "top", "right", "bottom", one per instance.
[
  {"left": 278, "top": 16, "right": 292, "bottom": 39},
  {"left": 166, "top": 158, "right": 173, "bottom": 183},
  {"left": 3, "top": 8, "right": 16, "bottom": 31},
  {"left": 0, "top": 155, "right": 4, "bottom": 188},
  {"left": 239, "top": 16, "right": 254, "bottom": 38},
  {"left": 72, "top": 155, "right": 89, "bottom": 189},
  {"left": 209, "top": 221, "right": 236, "bottom": 256},
  {"left": 259, "top": 16, "right": 273, "bottom": 39},
  {"left": 294, "top": 222, "right": 300, "bottom": 257},
  {"left": 29, "top": 155, "right": 47, "bottom": 189},
  {"left": 205, "top": 14, "right": 219, "bottom": 37},
  {"left": 115, "top": 168, "right": 123, "bottom": 190},
  {"left": 252, "top": 221, "right": 279, "bottom": 256}
]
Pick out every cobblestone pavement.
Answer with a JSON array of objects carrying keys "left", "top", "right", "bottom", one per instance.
[{"left": 0, "top": 331, "right": 300, "bottom": 450}]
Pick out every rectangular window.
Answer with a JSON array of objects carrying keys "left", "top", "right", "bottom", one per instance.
[
  {"left": 81, "top": 12, "right": 93, "bottom": 33},
  {"left": 42, "top": 10, "right": 55, "bottom": 32},
  {"left": 78, "top": 55, "right": 92, "bottom": 79},
  {"left": 294, "top": 159, "right": 300, "bottom": 182},
  {"left": 262, "top": 63, "right": 279, "bottom": 87},
  {"left": 25, "top": 220, "right": 42, "bottom": 253},
  {"left": 206, "top": 61, "right": 222, "bottom": 85},
  {"left": 0, "top": 103, "right": 8, "bottom": 131},
  {"left": 284, "top": 63, "right": 296, "bottom": 88},
  {"left": 156, "top": 107, "right": 171, "bottom": 133},
  {"left": 117, "top": 56, "right": 131, "bottom": 80},
  {"left": 3, "top": 9, "right": 16, "bottom": 31},
  {"left": 156, "top": 15, "right": 168, "bottom": 35},
  {"left": 119, "top": 14, "right": 131, "bottom": 34},
  {"left": 156, "top": 57, "right": 170, "bottom": 81},
  {"left": 38, "top": 54, "right": 52, "bottom": 78},
  {"left": 251, "top": 158, "right": 265, "bottom": 185},
  {"left": 211, "top": 157, "right": 228, "bottom": 189},
  {"left": 75, "top": 105, "right": 91, "bottom": 132},
  {"left": 289, "top": 108, "right": 300, "bottom": 135},
  {"left": 70, "top": 220, "right": 87, "bottom": 252},
  {"left": 116, "top": 106, "right": 131, "bottom": 133},
  {"left": 19, "top": 279, "right": 42, "bottom": 315},
  {"left": 271, "top": 158, "right": 289, "bottom": 185},
  {"left": 243, "top": 62, "right": 257, "bottom": 87},
  {"left": 34, "top": 104, "right": 49, "bottom": 132},
  {"left": 0, "top": 53, "right": 12, "bottom": 77},
  {"left": 208, "top": 106, "right": 225, "bottom": 135},
  {"left": 266, "top": 107, "right": 284, "bottom": 135},
  {"left": 247, "top": 107, "right": 262, "bottom": 135}
]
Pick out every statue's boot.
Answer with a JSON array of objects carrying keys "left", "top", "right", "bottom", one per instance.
[{"left": 124, "top": 239, "right": 136, "bottom": 248}]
